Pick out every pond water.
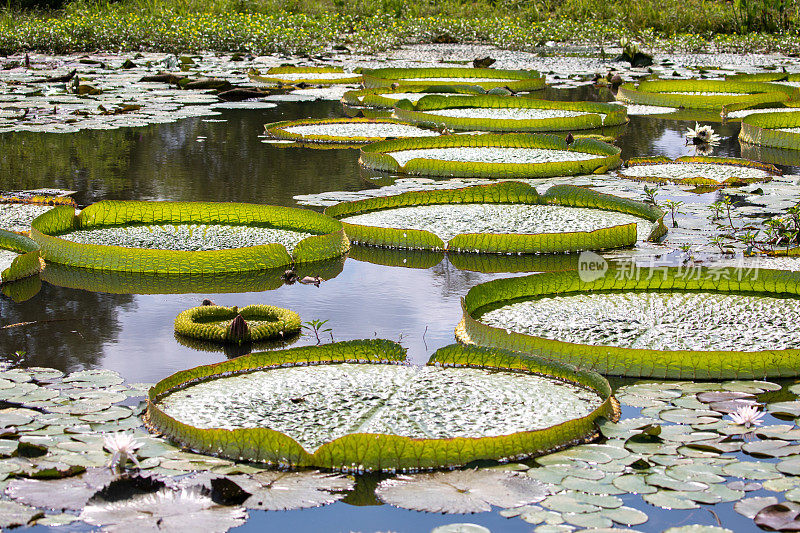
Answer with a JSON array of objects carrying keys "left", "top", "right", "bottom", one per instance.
[{"left": 2, "top": 83, "right": 800, "bottom": 532}]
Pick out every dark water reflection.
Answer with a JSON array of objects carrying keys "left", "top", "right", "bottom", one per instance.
[{"left": 0, "top": 88, "right": 797, "bottom": 532}]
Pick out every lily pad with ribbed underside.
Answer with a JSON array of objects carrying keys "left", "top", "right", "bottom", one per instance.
[
  {"left": 325, "top": 181, "right": 665, "bottom": 254},
  {"left": 174, "top": 305, "right": 301, "bottom": 345},
  {"left": 740, "top": 111, "right": 800, "bottom": 151},
  {"left": 616, "top": 80, "right": 798, "bottom": 110},
  {"left": 726, "top": 73, "right": 800, "bottom": 86},
  {"left": 361, "top": 68, "right": 545, "bottom": 92},
  {"left": 0, "top": 229, "right": 41, "bottom": 283},
  {"left": 264, "top": 118, "right": 439, "bottom": 144},
  {"left": 249, "top": 67, "right": 361, "bottom": 86},
  {"left": 457, "top": 266, "right": 800, "bottom": 379},
  {"left": 348, "top": 243, "right": 585, "bottom": 273},
  {"left": 618, "top": 156, "right": 779, "bottom": 186},
  {"left": 41, "top": 257, "right": 344, "bottom": 295},
  {"left": 145, "top": 340, "right": 618, "bottom": 472},
  {"left": 394, "top": 95, "right": 627, "bottom": 133},
  {"left": 30, "top": 201, "right": 349, "bottom": 274},
  {"left": 359, "top": 134, "right": 621, "bottom": 178},
  {"left": 342, "top": 85, "right": 489, "bottom": 110}
]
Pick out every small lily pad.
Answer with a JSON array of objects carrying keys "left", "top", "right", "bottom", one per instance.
[
  {"left": 600, "top": 506, "right": 649, "bottom": 526},
  {"left": 376, "top": 469, "right": 550, "bottom": 514},
  {"left": 643, "top": 491, "right": 699, "bottom": 510},
  {"left": 723, "top": 461, "right": 781, "bottom": 480},
  {"left": 0, "top": 500, "right": 43, "bottom": 528}
]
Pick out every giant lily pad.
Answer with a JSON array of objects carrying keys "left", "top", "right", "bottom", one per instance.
[
  {"left": 42, "top": 257, "right": 344, "bottom": 295},
  {"left": 342, "top": 85, "right": 488, "bottom": 111},
  {"left": 618, "top": 156, "right": 779, "bottom": 186},
  {"left": 249, "top": 67, "right": 361, "bottom": 86},
  {"left": 457, "top": 267, "right": 800, "bottom": 379},
  {"left": 393, "top": 95, "right": 627, "bottom": 133},
  {"left": 325, "top": 182, "right": 664, "bottom": 254},
  {"left": 145, "top": 340, "right": 618, "bottom": 472},
  {"left": 740, "top": 111, "right": 800, "bottom": 151},
  {"left": 361, "top": 67, "right": 545, "bottom": 92},
  {"left": 174, "top": 304, "right": 301, "bottom": 345},
  {"left": 0, "top": 229, "right": 40, "bottom": 283},
  {"left": 359, "top": 133, "right": 622, "bottom": 178},
  {"left": 616, "top": 80, "right": 798, "bottom": 110},
  {"left": 30, "top": 201, "right": 349, "bottom": 274},
  {"left": 264, "top": 118, "right": 439, "bottom": 144}
]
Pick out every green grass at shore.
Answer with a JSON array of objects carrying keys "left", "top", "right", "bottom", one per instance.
[{"left": 0, "top": 0, "right": 797, "bottom": 55}]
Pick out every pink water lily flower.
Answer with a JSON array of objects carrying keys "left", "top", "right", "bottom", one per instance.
[
  {"left": 103, "top": 432, "right": 143, "bottom": 470},
  {"left": 728, "top": 405, "right": 766, "bottom": 428}
]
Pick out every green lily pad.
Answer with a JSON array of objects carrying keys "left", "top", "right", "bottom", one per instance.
[
  {"left": 663, "top": 526, "right": 733, "bottom": 533},
  {"left": 79, "top": 485, "right": 247, "bottom": 533},
  {"left": 613, "top": 474, "right": 657, "bottom": 495},
  {"left": 376, "top": 469, "right": 550, "bottom": 514},
  {"left": 736, "top": 496, "right": 781, "bottom": 518},
  {"left": 768, "top": 401, "right": 800, "bottom": 417},
  {"left": 764, "top": 478, "right": 800, "bottom": 492},
  {"left": 600, "top": 506, "right": 649, "bottom": 526},
  {"left": 6, "top": 467, "right": 115, "bottom": 510},
  {"left": 541, "top": 493, "right": 601, "bottom": 514},
  {"left": 232, "top": 471, "right": 354, "bottom": 511},
  {"left": 642, "top": 491, "right": 699, "bottom": 510},
  {"left": 0, "top": 500, "right": 43, "bottom": 528},
  {"left": 431, "top": 524, "right": 491, "bottom": 533},
  {"left": 724, "top": 461, "right": 781, "bottom": 480},
  {"left": 645, "top": 473, "right": 708, "bottom": 492},
  {"left": 563, "top": 511, "right": 614, "bottom": 528},
  {"left": 756, "top": 425, "right": 800, "bottom": 441},
  {"left": 777, "top": 457, "right": 800, "bottom": 475}
]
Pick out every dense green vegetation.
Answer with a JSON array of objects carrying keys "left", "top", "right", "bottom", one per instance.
[{"left": 0, "top": 0, "right": 798, "bottom": 55}]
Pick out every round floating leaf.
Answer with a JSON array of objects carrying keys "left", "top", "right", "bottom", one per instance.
[
  {"left": 617, "top": 79, "right": 797, "bottom": 110},
  {"left": 0, "top": 229, "right": 41, "bottom": 283},
  {"left": 146, "top": 341, "right": 618, "bottom": 471},
  {"left": 755, "top": 502, "right": 800, "bottom": 531},
  {"left": 613, "top": 474, "right": 657, "bottom": 495},
  {"left": 375, "top": 469, "right": 550, "bottom": 513},
  {"left": 431, "top": 524, "right": 491, "bottom": 533},
  {"left": 600, "top": 505, "right": 649, "bottom": 526},
  {"left": 5, "top": 467, "right": 115, "bottom": 511},
  {"left": 0, "top": 500, "right": 43, "bottom": 528},
  {"left": 361, "top": 67, "right": 545, "bottom": 92},
  {"left": 663, "top": 527, "right": 734, "bottom": 533},
  {"left": 31, "top": 201, "right": 348, "bottom": 274},
  {"left": 723, "top": 461, "right": 781, "bottom": 480},
  {"left": 735, "top": 496, "right": 780, "bottom": 519},
  {"left": 237, "top": 471, "right": 354, "bottom": 511},
  {"left": 458, "top": 267, "right": 800, "bottom": 379},
  {"left": 740, "top": 111, "right": 800, "bottom": 151},
  {"left": 174, "top": 305, "right": 301, "bottom": 345},
  {"left": 343, "top": 84, "right": 488, "bottom": 110},
  {"left": 393, "top": 94, "right": 627, "bottom": 133},
  {"left": 80, "top": 486, "right": 247, "bottom": 532},
  {"left": 358, "top": 133, "right": 622, "bottom": 179},
  {"left": 265, "top": 118, "right": 439, "bottom": 144},
  {"left": 250, "top": 66, "right": 361, "bottom": 86},
  {"left": 618, "top": 156, "right": 779, "bottom": 187},
  {"left": 642, "top": 491, "right": 699, "bottom": 510},
  {"left": 326, "top": 181, "right": 663, "bottom": 254}
]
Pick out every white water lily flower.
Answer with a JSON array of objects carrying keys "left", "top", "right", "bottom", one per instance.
[
  {"left": 728, "top": 405, "right": 766, "bottom": 428},
  {"left": 103, "top": 433, "right": 143, "bottom": 470},
  {"left": 686, "top": 122, "right": 721, "bottom": 145}
]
